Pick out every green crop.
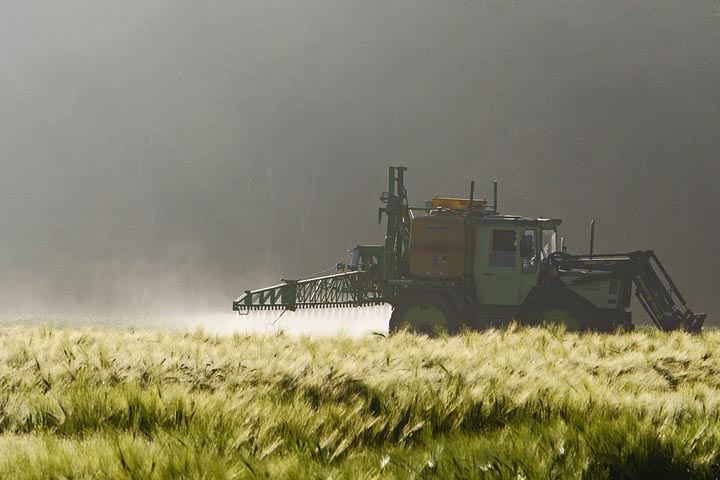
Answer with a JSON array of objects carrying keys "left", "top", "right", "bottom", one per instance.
[{"left": 0, "top": 324, "right": 719, "bottom": 479}]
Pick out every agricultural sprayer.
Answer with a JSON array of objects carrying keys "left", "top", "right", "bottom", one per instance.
[{"left": 234, "top": 167, "right": 706, "bottom": 333}]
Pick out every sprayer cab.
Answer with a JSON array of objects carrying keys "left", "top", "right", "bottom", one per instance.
[{"left": 233, "top": 166, "right": 706, "bottom": 334}]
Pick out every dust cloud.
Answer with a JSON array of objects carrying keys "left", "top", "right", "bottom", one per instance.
[{"left": 1, "top": 0, "right": 718, "bottom": 330}]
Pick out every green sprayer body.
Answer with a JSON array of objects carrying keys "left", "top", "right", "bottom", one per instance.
[{"left": 234, "top": 167, "right": 706, "bottom": 333}]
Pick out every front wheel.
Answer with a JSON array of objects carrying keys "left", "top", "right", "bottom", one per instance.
[
  {"left": 389, "top": 295, "right": 462, "bottom": 336},
  {"left": 521, "top": 297, "right": 592, "bottom": 332}
]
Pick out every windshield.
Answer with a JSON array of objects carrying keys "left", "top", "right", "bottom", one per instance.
[{"left": 542, "top": 229, "right": 557, "bottom": 258}]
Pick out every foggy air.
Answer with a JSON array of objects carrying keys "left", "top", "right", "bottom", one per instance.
[{"left": 1, "top": 0, "right": 718, "bottom": 328}]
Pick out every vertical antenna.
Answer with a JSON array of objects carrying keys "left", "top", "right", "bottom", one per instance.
[
  {"left": 465, "top": 180, "right": 476, "bottom": 289},
  {"left": 493, "top": 181, "right": 499, "bottom": 214},
  {"left": 468, "top": 181, "right": 475, "bottom": 216}
]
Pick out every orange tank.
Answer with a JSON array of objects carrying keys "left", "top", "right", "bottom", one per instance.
[
  {"left": 409, "top": 213, "right": 466, "bottom": 279},
  {"left": 430, "top": 196, "right": 487, "bottom": 211}
]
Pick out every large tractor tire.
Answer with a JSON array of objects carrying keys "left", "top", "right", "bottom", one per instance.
[
  {"left": 389, "top": 295, "right": 463, "bottom": 336},
  {"left": 520, "top": 296, "right": 594, "bottom": 332}
]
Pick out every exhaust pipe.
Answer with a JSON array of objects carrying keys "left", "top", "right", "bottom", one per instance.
[{"left": 493, "top": 180, "right": 498, "bottom": 214}]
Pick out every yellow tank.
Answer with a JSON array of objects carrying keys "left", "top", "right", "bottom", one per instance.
[{"left": 409, "top": 213, "right": 466, "bottom": 279}]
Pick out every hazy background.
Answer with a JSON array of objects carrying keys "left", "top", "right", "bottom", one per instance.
[{"left": 1, "top": 0, "right": 718, "bottom": 325}]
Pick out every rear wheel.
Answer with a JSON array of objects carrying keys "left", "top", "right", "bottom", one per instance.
[{"left": 389, "top": 295, "right": 462, "bottom": 336}]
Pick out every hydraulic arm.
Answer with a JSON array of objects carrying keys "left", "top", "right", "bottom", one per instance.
[
  {"left": 630, "top": 251, "right": 705, "bottom": 332},
  {"left": 551, "top": 251, "right": 706, "bottom": 332}
]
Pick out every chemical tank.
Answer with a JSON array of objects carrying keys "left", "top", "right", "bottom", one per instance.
[{"left": 409, "top": 211, "right": 466, "bottom": 279}]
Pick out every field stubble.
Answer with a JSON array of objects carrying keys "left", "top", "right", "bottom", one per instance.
[{"left": 0, "top": 323, "right": 719, "bottom": 478}]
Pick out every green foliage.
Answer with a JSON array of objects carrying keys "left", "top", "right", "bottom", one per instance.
[{"left": 0, "top": 324, "right": 719, "bottom": 478}]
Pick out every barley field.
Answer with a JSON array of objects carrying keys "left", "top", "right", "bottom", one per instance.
[{"left": 0, "top": 324, "right": 719, "bottom": 479}]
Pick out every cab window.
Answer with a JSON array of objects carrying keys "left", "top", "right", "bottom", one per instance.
[
  {"left": 542, "top": 229, "right": 557, "bottom": 258},
  {"left": 489, "top": 230, "right": 516, "bottom": 267},
  {"left": 521, "top": 229, "right": 538, "bottom": 273}
]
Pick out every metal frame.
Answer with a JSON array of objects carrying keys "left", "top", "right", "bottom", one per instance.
[{"left": 233, "top": 271, "right": 386, "bottom": 312}]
